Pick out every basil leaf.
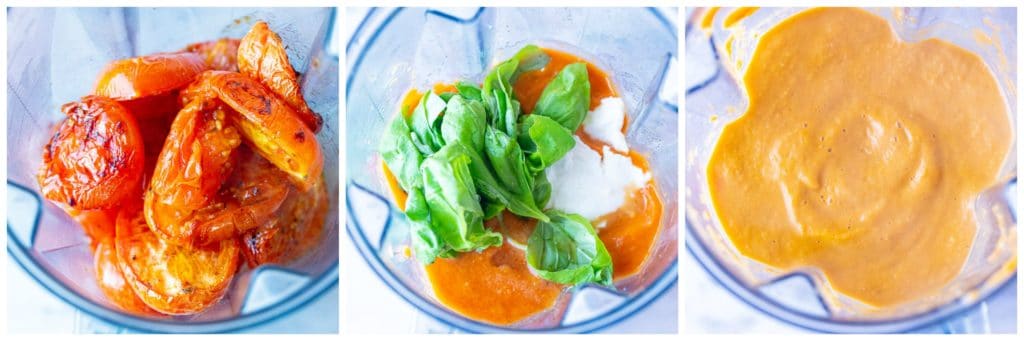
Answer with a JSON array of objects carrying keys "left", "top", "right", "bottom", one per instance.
[
  {"left": 483, "top": 66, "right": 519, "bottom": 135},
  {"left": 409, "top": 90, "right": 447, "bottom": 153},
  {"left": 379, "top": 115, "right": 424, "bottom": 191},
  {"left": 533, "top": 62, "right": 591, "bottom": 132},
  {"left": 484, "top": 127, "right": 533, "bottom": 193},
  {"left": 533, "top": 170, "right": 552, "bottom": 208},
  {"left": 455, "top": 81, "right": 483, "bottom": 102},
  {"left": 445, "top": 143, "right": 549, "bottom": 222},
  {"left": 526, "top": 211, "right": 612, "bottom": 286},
  {"left": 437, "top": 91, "right": 457, "bottom": 102},
  {"left": 421, "top": 144, "right": 503, "bottom": 253},
  {"left": 440, "top": 95, "right": 486, "bottom": 152},
  {"left": 482, "top": 200, "right": 505, "bottom": 220},
  {"left": 482, "top": 45, "right": 550, "bottom": 135},
  {"left": 517, "top": 114, "right": 576, "bottom": 173},
  {"left": 405, "top": 187, "right": 443, "bottom": 264}
]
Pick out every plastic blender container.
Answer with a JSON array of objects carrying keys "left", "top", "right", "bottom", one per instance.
[
  {"left": 685, "top": 7, "right": 1017, "bottom": 333},
  {"left": 7, "top": 7, "right": 339, "bottom": 333},
  {"left": 346, "top": 7, "right": 679, "bottom": 333}
]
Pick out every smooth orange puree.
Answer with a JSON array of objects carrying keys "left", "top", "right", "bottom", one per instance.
[
  {"left": 383, "top": 48, "right": 664, "bottom": 325},
  {"left": 708, "top": 8, "right": 1011, "bottom": 307},
  {"left": 597, "top": 153, "right": 662, "bottom": 280},
  {"left": 427, "top": 213, "right": 564, "bottom": 325}
]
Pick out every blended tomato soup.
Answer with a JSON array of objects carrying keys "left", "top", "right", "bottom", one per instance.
[{"left": 708, "top": 8, "right": 1012, "bottom": 307}]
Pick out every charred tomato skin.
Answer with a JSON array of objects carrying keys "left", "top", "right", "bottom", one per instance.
[{"left": 38, "top": 96, "right": 145, "bottom": 210}]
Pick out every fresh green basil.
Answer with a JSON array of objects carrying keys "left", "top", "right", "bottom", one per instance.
[
  {"left": 408, "top": 90, "right": 447, "bottom": 153},
  {"left": 482, "top": 200, "right": 505, "bottom": 220},
  {"left": 455, "top": 81, "right": 483, "bottom": 102},
  {"left": 526, "top": 211, "right": 612, "bottom": 286},
  {"left": 386, "top": 45, "right": 614, "bottom": 278},
  {"left": 482, "top": 45, "right": 550, "bottom": 135},
  {"left": 484, "top": 127, "right": 534, "bottom": 193},
  {"left": 533, "top": 170, "right": 552, "bottom": 209},
  {"left": 405, "top": 187, "right": 443, "bottom": 263},
  {"left": 440, "top": 95, "right": 487, "bottom": 152},
  {"left": 508, "top": 45, "right": 551, "bottom": 81},
  {"left": 379, "top": 115, "right": 424, "bottom": 191},
  {"left": 533, "top": 62, "right": 591, "bottom": 132},
  {"left": 517, "top": 114, "right": 576, "bottom": 173},
  {"left": 445, "top": 142, "right": 549, "bottom": 222},
  {"left": 421, "top": 144, "right": 503, "bottom": 254}
]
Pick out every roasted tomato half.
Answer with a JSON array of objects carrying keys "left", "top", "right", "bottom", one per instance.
[
  {"left": 38, "top": 96, "right": 145, "bottom": 210},
  {"left": 115, "top": 204, "right": 240, "bottom": 315}
]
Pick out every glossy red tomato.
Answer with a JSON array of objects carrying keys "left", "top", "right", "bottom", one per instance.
[
  {"left": 115, "top": 203, "right": 240, "bottom": 315},
  {"left": 210, "top": 71, "right": 324, "bottom": 191},
  {"left": 238, "top": 21, "right": 322, "bottom": 132},
  {"left": 94, "top": 236, "right": 159, "bottom": 315},
  {"left": 185, "top": 38, "right": 241, "bottom": 72},
  {"left": 187, "top": 146, "right": 291, "bottom": 246},
  {"left": 94, "top": 52, "right": 208, "bottom": 101},
  {"left": 144, "top": 98, "right": 241, "bottom": 245},
  {"left": 242, "top": 175, "right": 328, "bottom": 267},
  {"left": 37, "top": 96, "right": 145, "bottom": 210}
]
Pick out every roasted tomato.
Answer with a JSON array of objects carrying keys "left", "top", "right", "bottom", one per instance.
[
  {"left": 136, "top": 114, "right": 175, "bottom": 177},
  {"left": 238, "top": 21, "right": 323, "bottom": 132},
  {"left": 115, "top": 203, "right": 240, "bottom": 315},
  {"left": 64, "top": 206, "right": 118, "bottom": 248},
  {"left": 145, "top": 98, "right": 241, "bottom": 245},
  {"left": 185, "top": 38, "right": 241, "bottom": 72},
  {"left": 242, "top": 174, "right": 328, "bottom": 267},
  {"left": 120, "top": 90, "right": 183, "bottom": 120},
  {"left": 94, "top": 52, "right": 208, "bottom": 101},
  {"left": 37, "top": 96, "right": 145, "bottom": 210},
  {"left": 188, "top": 146, "right": 290, "bottom": 246},
  {"left": 94, "top": 236, "right": 158, "bottom": 315},
  {"left": 210, "top": 72, "right": 323, "bottom": 191},
  {"left": 178, "top": 70, "right": 224, "bottom": 106}
]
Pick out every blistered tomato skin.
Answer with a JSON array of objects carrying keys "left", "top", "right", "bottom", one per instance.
[
  {"left": 41, "top": 21, "right": 327, "bottom": 317},
  {"left": 189, "top": 146, "right": 291, "bottom": 246},
  {"left": 146, "top": 88, "right": 295, "bottom": 246},
  {"left": 242, "top": 175, "right": 328, "bottom": 267},
  {"left": 238, "top": 21, "right": 323, "bottom": 132},
  {"left": 198, "top": 71, "right": 324, "bottom": 191},
  {"left": 144, "top": 98, "right": 242, "bottom": 245},
  {"left": 116, "top": 204, "right": 240, "bottom": 316},
  {"left": 94, "top": 52, "right": 208, "bottom": 101},
  {"left": 185, "top": 38, "right": 242, "bottom": 72},
  {"left": 120, "top": 91, "right": 183, "bottom": 120},
  {"left": 94, "top": 237, "right": 158, "bottom": 315},
  {"left": 37, "top": 96, "right": 145, "bottom": 210}
]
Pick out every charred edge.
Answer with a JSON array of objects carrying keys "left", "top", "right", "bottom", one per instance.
[
  {"left": 261, "top": 97, "right": 272, "bottom": 115},
  {"left": 293, "top": 130, "right": 305, "bottom": 143}
]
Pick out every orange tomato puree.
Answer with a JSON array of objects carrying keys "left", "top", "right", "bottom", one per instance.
[
  {"left": 708, "top": 8, "right": 1012, "bottom": 307},
  {"left": 426, "top": 213, "right": 564, "bottom": 325}
]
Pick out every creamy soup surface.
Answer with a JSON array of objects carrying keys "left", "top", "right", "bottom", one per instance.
[{"left": 708, "top": 8, "right": 1012, "bottom": 307}]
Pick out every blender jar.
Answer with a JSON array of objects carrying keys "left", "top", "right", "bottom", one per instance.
[
  {"left": 346, "top": 7, "right": 678, "bottom": 332},
  {"left": 685, "top": 7, "right": 1016, "bottom": 333},
  {"left": 6, "top": 7, "right": 339, "bottom": 333}
]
